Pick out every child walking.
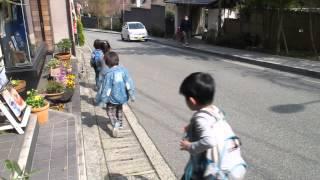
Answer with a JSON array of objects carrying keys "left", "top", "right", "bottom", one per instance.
[
  {"left": 95, "top": 51, "right": 135, "bottom": 138},
  {"left": 179, "top": 72, "right": 246, "bottom": 180},
  {"left": 90, "top": 39, "right": 104, "bottom": 87}
]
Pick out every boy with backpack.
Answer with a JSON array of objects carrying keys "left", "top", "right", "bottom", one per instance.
[
  {"left": 90, "top": 39, "right": 104, "bottom": 87},
  {"left": 95, "top": 51, "right": 135, "bottom": 138},
  {"left": 179, "top": 72, "right": 247, "bottom": 180}
]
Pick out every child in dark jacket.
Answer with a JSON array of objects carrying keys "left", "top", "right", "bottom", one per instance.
[
  {"left": 90, "top": 39, "right": 104, "bottom": 87},
  {"left": 179, "top": 72, "right": 246, "bottom": 180},
  {"left": 96, "top": 51, "right": 135, "bottom": 138}
]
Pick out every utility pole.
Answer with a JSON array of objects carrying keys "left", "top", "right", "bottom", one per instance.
[
  {"left": 137, "top": 0, "right": 141, "bottom": 7},
  {"left": 122, "top": 0, "right": 125, "bottom": 23}
]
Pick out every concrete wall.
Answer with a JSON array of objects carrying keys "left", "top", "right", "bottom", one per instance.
[
  {"left": 124, "top": 5, "right": 165, "bottom": 32},
  {"left": 50, "top": 0, "right": 70, "bottom": 44}
]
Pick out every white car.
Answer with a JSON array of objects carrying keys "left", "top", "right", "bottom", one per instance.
[{"left": 121, "top": 22, "right": 148, "bottom": 41}]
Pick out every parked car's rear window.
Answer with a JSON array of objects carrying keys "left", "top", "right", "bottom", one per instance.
[{"left": 128, "top": 23, "right": 144, "bottom": 29}]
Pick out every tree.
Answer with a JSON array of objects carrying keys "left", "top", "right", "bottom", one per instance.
[
  {"left": 302, "top": 0, "right": 320, "bottom": 60},
  {"left": 243, "top": 0, "right": 299, "bottom": 54},
  {"left": 86, "top": 0, "right": 111, "bottom": 28}
]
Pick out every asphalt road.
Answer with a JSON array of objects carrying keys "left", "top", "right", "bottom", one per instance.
[{"left": 85, "top": 30, "right": 320, "bottom": 179}]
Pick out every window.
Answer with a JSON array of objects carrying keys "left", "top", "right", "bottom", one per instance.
[
  {"left": 128, "top": 23, "right": 144, "bottom": 29},
  {"left": 0, "top": 2, "right": 34, "bottom": 69}
]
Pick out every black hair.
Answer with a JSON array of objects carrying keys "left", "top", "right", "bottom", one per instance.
[
  {"left": 93, "top": 39, "right": 101, "bottom": 49},
  {"left": 100, "top": 40, "right": 111, "bottom": 54},
  {"left": 179, "top": 72, "right": 215, "bottom": 106},
  {"left": 104, "top": 51, "right": 119, "bottom": 67}
]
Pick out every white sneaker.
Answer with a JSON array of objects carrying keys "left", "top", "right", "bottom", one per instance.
[
  {"left": 112, "top": 127, "right": 119, "bottom": 137},
  {"left": 119, "top": 123, "right": 123, "bottom": 129}
]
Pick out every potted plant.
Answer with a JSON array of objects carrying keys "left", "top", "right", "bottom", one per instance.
[
  {"left": 46, "top": 58, "right": 60, "bottom": 70},
  {"left": 45, "top": 80, "right": 65, "bottom": 100},
  {"left": 46, "top": 58, "right": 61, "bottom": 77},
  {"left": 62, "top": 60, "right": 72, "bottom": 73},
  {"left": 54, "top": 38, "right": 72, "bottom": 61},
  {"left": 10, "top": 79, "right": 26, "bottom": 93},
  {"left": 26, "top": 89, "right": 49, "bottom": 125},
  {"left": 48, "top": 74, "right": 76, "bottom": 104}
]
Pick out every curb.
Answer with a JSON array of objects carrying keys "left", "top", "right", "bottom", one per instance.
[
  {"left": 75, "top": 47, "right": 88, "bottom": 180},
  {"left": 84, "top": 28, "right": 120, "bottom": 35},
  {"left": 148, "top": 39, "right": 320, "bottom": 79},
  {"left": 17, "top": 115, "right": 39, "bottom": 173},
  {"left": 123, "top": 104, "right": 176, "bottom": 180}
]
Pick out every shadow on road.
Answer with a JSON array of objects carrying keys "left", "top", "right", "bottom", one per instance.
[
  {"left": 115, "top": 43, "right": 210, "bottom": 61},
  {"left": 239, "top": 68, "right": 320, "bottom": 93},
  {"left": 270, "top": 100, "right": 320, "bottom": 114},
  {"left": 80, "top": 95, "right": 95, "bottom": 106}
]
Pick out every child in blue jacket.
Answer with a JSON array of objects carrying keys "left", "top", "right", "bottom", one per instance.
[
  {"left": 90, "top": 39, "right": 104, "bottom": 87},
  {"left": 96, "top": 51, "right": 135, "bottom": 137}
]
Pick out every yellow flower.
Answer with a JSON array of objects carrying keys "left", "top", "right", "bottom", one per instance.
[{"left": 34, "top": 95, "right": 42, "bottom": 101}]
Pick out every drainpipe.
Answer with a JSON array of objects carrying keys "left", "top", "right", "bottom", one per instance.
[{"left": 66, "top": 0, "right": 76, "bottom": 56}]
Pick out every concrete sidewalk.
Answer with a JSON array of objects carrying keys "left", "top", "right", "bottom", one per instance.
[
  {"left": 77, "top": 46, "right": 176, "bottom": 180},
  {"left": 85, "top": 28, "right": 320, "bottom": 79}
]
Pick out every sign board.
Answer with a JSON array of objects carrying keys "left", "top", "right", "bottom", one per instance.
[
  {"left": 0, "top": 68, "right": 8, "bottom": 90},
  {"left": 1, "top": 86, "right": 26, "bottom": 119}
]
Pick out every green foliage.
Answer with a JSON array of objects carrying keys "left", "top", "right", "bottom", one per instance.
[
  {"left": 112, "top": 18, "right": 122, "bottom": 32},
  {"left": 57, "top": 38, "right": 72, "bottom": 53},
  {"left": 203, "top": 29, "right": 217, "bottom": 44},
  {"left": 77, "top": 19, "right": 85, "bottom": 46},
  {"left": 10, "top": 79, "right": 21, "bottom": 87},
  {"left": 2, "top": 159, "right": 38, "bottom": 180},
  {"left": 215, "top": 33, "right": 250, "bottom": 49},
  {"left": 165, "top": 11, "right": 174, "bottom": 20},
  {"left": 26, "top": 89, "right": 45, "bottom": 108},
  {"left": 46, "top": 81, "right": 64, "bottom": 94},
  {"left": 45, "top": 58, "right": 60, "bottom": 70}
]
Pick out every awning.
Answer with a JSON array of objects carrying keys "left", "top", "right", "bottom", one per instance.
[
  {"left": 165, "top": 0, "right": 217, "bottom": 6},
  {"left": 165, "top": 0, "right": 240, "bottom": 8}
]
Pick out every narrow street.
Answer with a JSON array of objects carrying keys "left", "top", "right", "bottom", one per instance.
[{"left": 85, "top": 30, "right": 320, "bottom": 179}]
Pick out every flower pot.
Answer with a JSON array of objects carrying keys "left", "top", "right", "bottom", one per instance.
[
  {"left": 31, "top": 101, "right": 50, "bottom": 125},
  {"left": 48, "top": 89, "right": 74, "bottom": 104},
  {"left": 54, "top": 52, "right": 71, "bottom": 61},
  {"left": 45, "top": 91, "right": 64, "bottom": 100},
  {"left": 13, "top": 80, "right": 26, "bottom": 93}
]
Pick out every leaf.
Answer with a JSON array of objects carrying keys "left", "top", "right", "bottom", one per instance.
[{"left": 12, "top": 161, "right": 22, "bottom": 175}]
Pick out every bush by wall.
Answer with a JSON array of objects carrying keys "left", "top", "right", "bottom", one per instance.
[
  {"left": 77, "top": 19, "right": 85, "bottom": 46},
  {"left": 149, "top": 26, "right": 165, "bottom": 37}
]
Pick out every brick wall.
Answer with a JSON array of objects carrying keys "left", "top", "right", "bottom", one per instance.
[
  {"left": 29, "top": 0, "right": 54, "bottom": 52},
  {"left": 40, "top": 0, "right": 54, "bottom": 52},
  {"left": 29, "top": 0, "right": 42, "bottom": 45}
]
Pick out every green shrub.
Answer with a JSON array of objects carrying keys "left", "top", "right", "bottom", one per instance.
[
  {"left": 77, "top": 19, "right": 85, "bottom": 46},
  {"left": 57, "top": 38, "right": 72, "bottom": 53},
  {"left": 203, "top": 29, "right": 217, "bottom": 44},
  {"left": 215, "top": 33, "right": 248, "bottom": 49},
  {"left": 46, "top": 81, "right": 64, "bottom": 94}
]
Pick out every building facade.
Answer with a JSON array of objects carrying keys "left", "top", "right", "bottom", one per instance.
[{"left": 0, "top": 0, "right": 75, "bottom": 74}]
